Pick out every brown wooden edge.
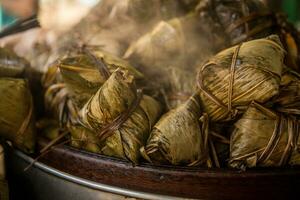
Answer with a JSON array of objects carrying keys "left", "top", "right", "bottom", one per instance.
[{"left": 34, "top": 138, "right": 300, "bottom": 200}]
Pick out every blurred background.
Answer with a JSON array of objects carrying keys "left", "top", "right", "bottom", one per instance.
[
  {"left": 0, "top": 0, "right": 300, "bottom": 31},
  {"left": 263, "top": 0, "right": 300, "bottom": 27},
  {"left": 0, "top": 0, "right": 299, "bottom": 59},
  {"left": 0, "top": 0, "right": 100, "bottom": 56},
  {"left": 1, "top": 0, "right": 300, "bottom": 31},
  {"left": 0, "top": 0, "right": 100, "bottom": 31}
]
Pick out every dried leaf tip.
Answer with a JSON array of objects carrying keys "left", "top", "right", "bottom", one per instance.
[{"left": 114, "top": 68, "right": 134, "bottom": 84}]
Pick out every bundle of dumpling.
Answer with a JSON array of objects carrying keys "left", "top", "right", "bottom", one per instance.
[
  {"left": 140, "top": 95, "right": 212, "bottom": 167},
  {"left": 44, "top": 50, "right": 140, "bottom": 115},
  {"left": 197, "top": 35, "right": 285, "bottom": 122},
  {"left": 42, "top": 50, "right": 149, "bottom": 154},
  {"left": 124, "top": 13, "right": 214, "bottom": 108},
  {"left": 229, "top": 102, "right": 300, "bottom": 169},
  {"left": 79, "top": 69, "right": 162, "bottom": 163},
  {"left": 196, "top": 0, "right": 300, "bottom": 71},
  {"left": 0, "top": 78, "right": 36, "bottom": 153}
]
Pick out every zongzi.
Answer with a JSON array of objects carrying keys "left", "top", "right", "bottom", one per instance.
[
  {"left": 80, "top": 69, "right": 162, "bottom": 163},
  {"left": 140, "top": 95, "right": 211, "bottom": 166},
  {"left": 197, "top": 35, "right": 285, "bottom": 122},
  {"left": 0, "top": 78, "right": 36, "bottom": 153},
  {"left": 229, "top": 102, "right": 300, "bottom": 169}
]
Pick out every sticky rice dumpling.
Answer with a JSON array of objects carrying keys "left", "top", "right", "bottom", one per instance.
[
  {"left": 79, "top": 69, "right": 162, "bottom": 163},
  {"left": 197, "top": 35, "right": 285, "bottom": 122},
  {"left": 59, "top": 50, "right": 144, "bottom": 109},
  {"left": 229, "top": 102, "right": 300, "bottom": 169},
  {"left": 0, "top": 78, "right": 36, "bottom": 153},
  {"left": 0, "top": 47, "right": 29, "bottom": 78},
  {"left": 140, "top": 95, "right": 211, "bottom": 166}
]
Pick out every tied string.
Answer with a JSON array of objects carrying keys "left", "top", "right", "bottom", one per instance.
[
  {"left": 225, "top": 8, "right": 300, "bottom": 48},
  {"left": 44, "top": 83, "right": 79, "bottom": 127},
  {"left": 82, "top": 47, "right": 111, "bottom": 80},
  {"left": 24, "top": 124, "right": 99, "bottom": 171},
  {"left": 24, "top": 137, "right": 99, "bottom": 171},
  {"left": 232, "top": 103, "right": 300, "bottom": 167},
  {"left": 228, "top": 43, "right": 242, "bottom": 116},
  {"left": 259, "top": 113, "right": 299, "bottom": 166},
  {"left": 209, "top": 0, "right": 276, "bottom": 45},
  {"left": 226, "top": 12, "right": 275, "bottom": 45},
  {"left": 24, "top": 138, "right": 70, "bottom": 172},
  {"left": 197, "top": 113, "right": 214, "bottom": 168},
  {"left": 197, "top": 44, "right": 242, "bottom": 119},
  {"left": 63, "top": 31, "right": 109, "bottom": 77},
  {"left": 15, "top": 93, "right": 34, "bottom": 146},
  {"left": 61, "top": 33, "right": 110, "bottom": 80},
  {"left": 226, "top": 12, "right": 274, "bottom": 34},
  {"left": 258, "top": 114, "right": 299, "bottom": 167},
  {"left": 96, "top": 89, "right": 143, "bottom": 142}
]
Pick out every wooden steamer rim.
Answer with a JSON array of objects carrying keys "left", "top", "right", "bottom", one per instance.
[{"left": 24, "top": 138, "right": 300, "bottom": 200}]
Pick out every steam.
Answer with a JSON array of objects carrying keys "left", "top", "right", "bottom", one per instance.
[{"left": 47, "top": 0, "right": 219, "bottom": 109}]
